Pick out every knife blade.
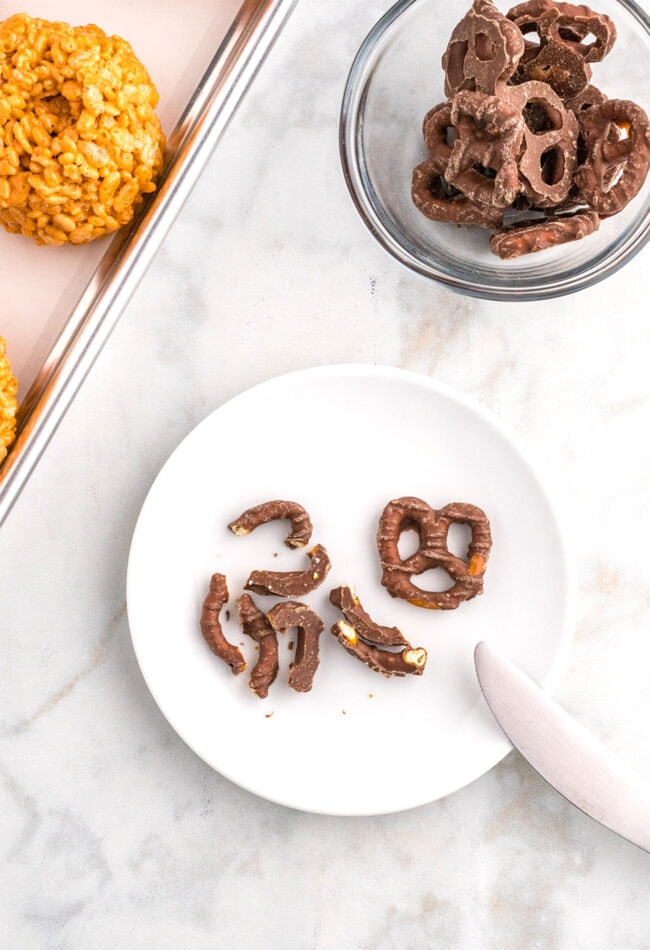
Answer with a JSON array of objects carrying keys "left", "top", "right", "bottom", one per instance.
[{"left": 474, "top": 641, "right": 650, "bottom": 853}]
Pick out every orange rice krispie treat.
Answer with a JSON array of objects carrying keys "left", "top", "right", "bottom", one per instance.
[
  {"left": 0, "top": 336, "right": 18, "bottom": 463},
  {"left": 0, "top": 14, "right": 165, "bottom": 246}
]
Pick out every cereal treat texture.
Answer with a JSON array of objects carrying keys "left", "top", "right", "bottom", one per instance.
[
  {"left": 0, "top": 14, "right": 165, "bottom": 246},
  {"left": 0, "top": 336, "right": 18, "bottom": 463}
]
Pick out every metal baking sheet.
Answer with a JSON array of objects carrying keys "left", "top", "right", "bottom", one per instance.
[{"left": 0, "top": 0, "right": 296, "bottom": 526}]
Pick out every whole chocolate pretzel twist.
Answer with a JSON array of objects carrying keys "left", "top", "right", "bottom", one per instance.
[
  {"left": 445, "top": 90, "right": 525, "bottom": 208},
  {"left": 244, "top": 544, "right": 331, "bottom": 597},
  {"left": 506, "top": 0, "right": 616, "bottom": 97},
  {"left": 574, "top": 99, "right": 650, "bottom": 215},
  {"left": 329, "top": 585, "right": 410, "bottom": 647},
  {"left": 228, "top": 500, "right": 313, "bottom": 549},
  {"left": 377, "top": 497, "right": 492, "bottom": 609},
  {"left": 506, "top": 80, "right": 579, "bottom": 206},
  {"left": 443, "top": 0, "right": 525, "bottom": 96}
]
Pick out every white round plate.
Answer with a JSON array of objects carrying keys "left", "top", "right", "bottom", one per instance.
[{"left": 127, "top": 364, "right": 574, "bottom": 815}]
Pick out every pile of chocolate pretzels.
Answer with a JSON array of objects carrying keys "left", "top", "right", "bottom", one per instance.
[
  {"left": 200, "top": 497, "right": 492, "bottom": 698},
  {"left": 411, "top": 0, "right": 650, "bottom": 259}
]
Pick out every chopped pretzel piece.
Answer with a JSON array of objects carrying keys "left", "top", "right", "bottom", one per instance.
[
  {"left": 200, "top": 574, "right": 246, "bottom": 675},
  {"left": 332, "top": 621, "right": 427, "bottom": 677}
]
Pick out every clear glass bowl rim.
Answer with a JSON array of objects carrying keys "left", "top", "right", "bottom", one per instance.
[{"left": 339, "top": 0, "right": 650, "bottom": 301}]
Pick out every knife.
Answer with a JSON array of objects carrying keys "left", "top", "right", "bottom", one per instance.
[{"left": 474, "top": 641, "right": 650, "bottom": 853}]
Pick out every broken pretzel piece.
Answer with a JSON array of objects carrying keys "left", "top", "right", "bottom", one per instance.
[
  {"left": 422, "top": 101, "right": 456, "bottom": 175},
  {"left": 244, "top": 544, "right": 332, "bottom": 598},
  {"left": 506, "top": 80, "right": 578, "bottom": 207},
  {"left": 519, "top": 38, "right": 592, "bottom": 99},
  {"left": 545, "top": 2, "right": 616, "bottom": 63},
  {"left": 564, "top": 83, "right": 607, "bottom": 118},
  {"left": 200, "top": 573, "right": 246, "bottom": 675},
  {"left": 329, "top": 585, "right": 409, "bottom": 648},
  {"left": 332, "top": 620, "right": 427, "bottom": 678},
  {"left": 267, "top": 601, "right": 324, "bottom": 693},
  {"left": 237, "top": 593, "right": 279, "bottom": 699},
  {"left": 574, "top": 99, "right": 650, "bottom": 215},
  {"left": 507, "top": 0, "right": 616, "bottom": 64},
  {"left": 228, "top": 500, "right": 313, "bottom": 549}
]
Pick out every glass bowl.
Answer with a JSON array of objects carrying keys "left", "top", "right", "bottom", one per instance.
[{"left": 339, "top": 0, "right": 650, "bottom": 300}]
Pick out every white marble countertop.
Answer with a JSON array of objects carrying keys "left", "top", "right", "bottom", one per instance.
[{"left": 2, "top": 0, "right": 650, "bottom": 946}]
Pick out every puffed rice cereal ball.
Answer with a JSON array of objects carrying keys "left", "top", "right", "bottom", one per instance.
[
  {"left": 0, "top": 336, "right": 18, "bottom": 464},
  {"left": 0, "top": 13, "right": 165, "bottom": 245}
]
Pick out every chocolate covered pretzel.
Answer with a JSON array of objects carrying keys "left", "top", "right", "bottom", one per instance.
[
  {"left": 237, "top": 594, "right": 278, "bottom": 699},
  {"left": 244, "top": 544, "right": 332, "bottom": 597},
  {"left": 514, "top": 39, "right": 592, "bottom": 99},
  {"left": 508, "top": 0, "right": 617, "bottom": 63},
  {"left": 574, "top": 99, "right": 650, "bottom": 214},
  {"left": 377, "top": 497, "right": 492, "bottom": 610},
  {"left": 229, "top": 500, "right": 313, "bottom": 549},
  {"left": 489, "top": 208, "right": 600, "bottom": 257},
  {"left": 507, "top": 80, "right": 579, "bottom": 205},
  {"left": 267, "top": 601, "right": 324, "bottom": 693},
  {"left": 443, "top": 0, "right": 525, "bottom": 96},
  {"left": 412, "top": 160, "right": 504, "bottom": 228},
  {"left": 422, "top": 101, "right": 456, "bottom": 174},
  {"left": 329, "top": 585, "right": 409, "bottom": 648},
  {"left": 564, "top": 83, "right": 607, "bottom": 117},
  {"left": 506, "top": 0, "right": 614, "bottom": 96},
  {"left": 445, "top": 90, "right": 525, "bottom": 207},
  {"left": 412, "top": 0, "right": 649, "bottom": 258},
  {"left": 200, "top": 573, "right": 246, "bottom": 675},
  {"left": 331, "top": 620, "right": 427, "bottom": 678}
]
